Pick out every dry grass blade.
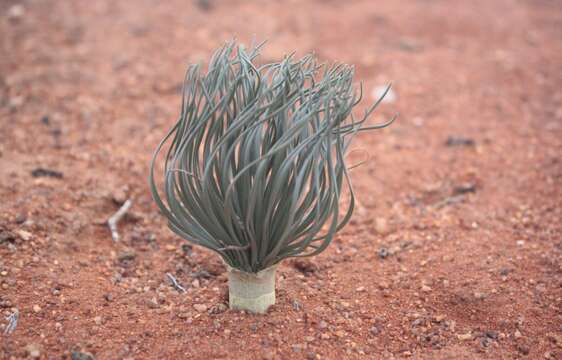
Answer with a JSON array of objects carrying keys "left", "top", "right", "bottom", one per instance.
[{"left": 4, "top": 309, "right": 18, "bottom": 335}]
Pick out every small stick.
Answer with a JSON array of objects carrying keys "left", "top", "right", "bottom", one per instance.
[
  {"left": 433, "top": 194, "right": 465, "bottom": 209},
  {"left": 166, "top": 273, "right": 186, "bottom": 293},
  {"left": 107, "top": 199, "right": 132, "bottom": 242},
  {"left": 4, "top": 309, "right": 18, "bottom": 335}
]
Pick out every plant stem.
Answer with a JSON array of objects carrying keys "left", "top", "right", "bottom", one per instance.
[{"left": 227, "top": 265, "right": 277, "bottom": 314}]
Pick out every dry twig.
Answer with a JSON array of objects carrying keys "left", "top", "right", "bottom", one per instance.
[
  {"left": 4, "top": 309, "right": 18, "bottom": 335},
  {"left": 166, "top": 273, "right": 186, "bottom": 293},
  {"left": 107, "top": 199, "right": 132, "bottom": 242},
  {"left": 433, "top": 194, "right": 465, "bottom": 209}
]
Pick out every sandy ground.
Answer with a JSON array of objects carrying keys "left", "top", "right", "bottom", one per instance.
[{"left": 1, "top": 0, "right": 561, "bottom": 359}]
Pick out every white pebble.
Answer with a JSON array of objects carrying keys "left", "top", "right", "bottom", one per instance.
[{"left": 371, "top": 85, "right": 396, "bottom": 103}]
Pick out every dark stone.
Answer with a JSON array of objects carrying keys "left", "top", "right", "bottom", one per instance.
[
  {"left": 182, "top": 243, "right": 193, "bottom": 256},
  {"left": 14, "top": 214, "right": 27, "bottom": 224},
  {"left": 453, "top": 183, "right": 477, "bottom": 195},
  {"left": 517, "top": 345, "right": 530, "bottom": 355},
  {"left": 0, "top": 231, "right": 15, "bottom": 244},
  {"left": 191, "top": 270, "right": 213, "bottom": 279},
  {"left": 71, "top": 351, "right": 96, "bottom": 360},
  {"left": 370, "top": 326, "right": 381, "bottom": 335},
  {"left": 292, "top": 259, "right": 317, "bottom": 274},
  {"left": 445, "top": 136, "right": 475, "bottom": 147},
  {"left": 31, "top": 168, "right": 63, "bottom": 178},
  {"left": 196, "top": 0, "right": 212, "bottom": 11},
  {"left": 378, "top": 247, "right": 390, "bottom": 259}
]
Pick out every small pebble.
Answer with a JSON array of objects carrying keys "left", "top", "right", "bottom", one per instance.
[
  {"left": 457, "top": 332, "right": 472, "bottom": 341},
  {"left": 117, "top": 250, "right": 136, "bottom": 263},
  {"left": 145, "top": 298, "right": 159, "bottom": 309},
  {"left": 335, "top": 330, "right": 345, "bottom": 338},
  {"left": 25, "top": 343, "right": 41, "bottom": 359},
  {"left": 291, "top": 344, "right": 303, "bottom": 353},
  {"left": 17, "top": 229, "right": 32, "bottom": 241},
  {"left": 374, "top": 218, "right": 389, "bottom": 235},
  {"left": 517, "top": 344, "right": 530, "bottom": 355},
  {"left": 7, "top": 4, "right": 25, "bottom": 20},
  {"left": 177, "top": 312, "right": 191, "bottom": 319},
  {"left": 71, "top": 350, "right": 96, "bottom": 360},
  {"left": 378, "top": 281, "right": 389, "bottom": 290},
  {"left": 32, "top": 304, "right": 41, "bottom": 313},
  {"left": 210, "top": 303, "right": 228, "bottom": 314},
  {"left": 474, "top": 292, "right": 487, "bottom": 300},
  {"left": 445, "top": 136, "right": 475, "bottom": 147},
  {"left": 193, "top": 304, "right": 207, "bottom": 312},
  {"left": 377, "top": 248, "right": 390, "bottom": 259},
  {"left": 371, "top": 85, "right": 396, "bottom": 103}
]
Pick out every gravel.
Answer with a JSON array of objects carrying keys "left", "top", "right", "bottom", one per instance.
[{"left": 71, "top": 351, "right": 96, "bottom": 360}]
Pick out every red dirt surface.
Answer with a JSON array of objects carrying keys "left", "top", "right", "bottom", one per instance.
[{"left": 1, "top": 0, "right": 561, "bottom": 359}]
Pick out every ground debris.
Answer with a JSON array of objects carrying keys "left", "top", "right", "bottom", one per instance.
[
  {"left": 191, "top": 269, "right": 213, "bottom": 279},
  {"left": 196, "top": 0, "right": 213, "bottom": 11},
  {"left": 209, "top": 303, "right": 228, "bottom": 314},
  {"left": 378, "top": 247, "right": 390, "bottom": 259},
  {"left": 71, "top": 350, "right": 96, "bottom": 360},
  {"left": 292, "top": 259, "right": 317, "bottom": 275},
  {"left": 193, "top": 303, "right": 208, "bottom": 312},
  {"left": 433, "top": 194, "right": 465, "bottom": 209},
  {"left": 31, "top": 168, "right": 63, "bottom": 178},
  {"left": 457, "top": 332, "right": 473, "bottom": 341},
  {"left": 166, "top": 272, "right": 187, "bottom": 293},
  {"left": 7, "top": 4, "right": 25, "bottom": 21},
  {"left": 453, "top": 182, "right": 478, "bottom": 195},
  {"left": 445, "top": 136, "right": 475, "bottom": 147},
  {"left": 107, "top": 199, "right": 132, "bottom": 242},
  {"left": 117, "top": 250, "right": 136, "bottom": 267},
  {"left": 4, "top": 308, "right": 19, "bottom": 334},
  {"left": 0, "top": 230, "right": 16, "bottom": 244},
  {"left": 25, "top": 343, "right": 41, "bottom": 358},
  {"left": 371, "top": 85, "right": 396, "bottom": 103}
]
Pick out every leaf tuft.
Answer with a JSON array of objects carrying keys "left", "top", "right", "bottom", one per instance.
[{"left": 149, "top": 42, "right": 393, "bottom": 272}]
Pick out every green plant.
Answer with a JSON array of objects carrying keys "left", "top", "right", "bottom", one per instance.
[{"left": 149, "top": 42, "right": 393, "bottom": 312}]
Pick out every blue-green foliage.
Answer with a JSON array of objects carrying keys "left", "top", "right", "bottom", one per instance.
[{"left": 149, "top": 42, "right": 393, "bottom": 272}]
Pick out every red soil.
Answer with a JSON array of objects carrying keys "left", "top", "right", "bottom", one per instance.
[{"left": 1, "top": 0, "right": 561, "bottom": 359}]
